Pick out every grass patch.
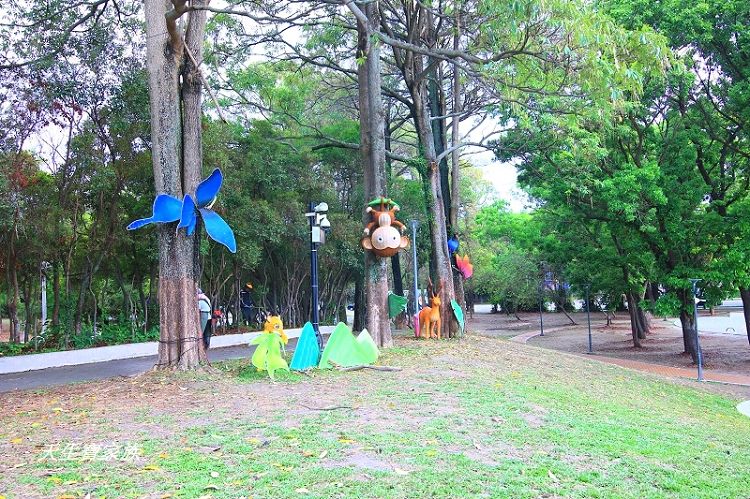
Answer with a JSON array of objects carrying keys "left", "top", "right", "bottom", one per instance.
[{"left": 1, "top": 335, "right": 749, "bottom": 498}]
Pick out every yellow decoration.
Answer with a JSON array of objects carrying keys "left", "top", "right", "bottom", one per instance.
[{"left": 263, "top": 315, "right": 288, "bottom": 344}]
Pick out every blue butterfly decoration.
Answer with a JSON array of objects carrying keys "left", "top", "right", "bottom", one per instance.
[
  {"left": 127, "top": 168, "right": 237, "bottom": 253},
  {"left": 447, "top": 235, "right": 460, "bottom": 255}
]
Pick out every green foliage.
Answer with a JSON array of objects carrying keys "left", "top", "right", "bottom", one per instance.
[
  {"left": 0, "top": 342, "right": 27, "bottom": 357},
  {"left": 470, "top": 202, "right": 541, "bottom": 310}
]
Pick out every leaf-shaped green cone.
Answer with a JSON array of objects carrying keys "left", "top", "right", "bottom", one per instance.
[
  {"left": 451, "top": 300, "right": 465, "bottom": 335},
  {"left": 290, "top": 322, "right": 320, "bottom": 370},
  {"left": 388, "top": 292, "right": 408, "bottom": 319},
  {"left": 319, "top": 322, "right": 380, "bottom": 368},
  {"left": 356, "top": 328, "right": 379, "bottom": 364}
]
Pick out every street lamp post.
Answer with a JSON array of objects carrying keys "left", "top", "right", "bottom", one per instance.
[
  {"left": 689, "top": 278, "right": 704, "bottom": 381},
  {"left": 585, "top": 283, "right": 592, "bottom": 354},
  {"left": 538, "top": 262, "right": 549, "bottom": 337},
  {"left": 409, "top": 220, "right": 419, "bottom": 320},
  {"left": 306, "top": 202, "right": 330, "bottom": 350}
]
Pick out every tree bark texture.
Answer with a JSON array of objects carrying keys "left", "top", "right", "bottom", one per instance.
[
  {"left": 740, "top": 288, "right": 750, "bottom": 347},
  {"left": 626, "top": 292, "right": 642, "bottom": 348},
  {"left": 357, "top": 0, "right": 392, "bottom": 347},
  {"left": 6, "top": 237, "right": 20, "bottom": 343},
  {"left": 410, "top": 86, "right": 457, "bottom": 338},
  {"left": 144, "top": 0, "right": 204, "bottom": 368},
  {"left": 677, "top": 289, "right": 699, "bottom": 363},
  {"left": 52, "top": 262, "right": 60, "bottom": 327}
]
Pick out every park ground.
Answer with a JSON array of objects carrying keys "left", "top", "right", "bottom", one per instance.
[
  {"left": 2, "top": 321, "right": 750, "bottom": 497},
  {"left": 467, "top": 307, "right": 750, "bottom": 383}
]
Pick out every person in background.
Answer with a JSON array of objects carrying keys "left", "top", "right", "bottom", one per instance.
[
  {"left": 197, "top": 288, "right": 212, "bottom": 349},
  {"left": 240, "top": 282, "right": 255, "bottom": 326}
]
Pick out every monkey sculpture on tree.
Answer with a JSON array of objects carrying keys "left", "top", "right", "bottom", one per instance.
[{"left": 360, "top": 197, "right": 409, "bottom": 257}]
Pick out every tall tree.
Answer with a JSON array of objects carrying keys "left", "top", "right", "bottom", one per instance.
[
  {"left": 143, "top": 0, "right": 208, "bottom": 368},
  {"left": 352, "top": 0, "right": 392, "bottom": 346}
]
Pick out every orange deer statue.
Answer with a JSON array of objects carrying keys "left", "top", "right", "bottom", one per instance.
[{"left": 418, "top": 279, "right": 443, "bottom": 339}]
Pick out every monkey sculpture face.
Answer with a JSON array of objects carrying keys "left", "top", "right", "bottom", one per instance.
[
  {"left": 367, "top": 225, "right": 406, "bottom": 255},
  {"left": 361, "top": 198, "right": 409, "bottom": 257}
]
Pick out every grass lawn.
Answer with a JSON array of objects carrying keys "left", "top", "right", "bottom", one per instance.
[{"left": 1, "top": 334, "right": 749, "bottom": 498}]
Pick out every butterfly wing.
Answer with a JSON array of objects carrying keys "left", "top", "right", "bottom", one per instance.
[
  {"left": 200, "top": 208, "right": 237, "bottom": 253},
  {"left": 177, "top": 194, "right": 198, "bottom": 236},
  {"left": 195, "top": 168, "right": 222, "bottom": 208},
  {"left": 127, "top": 194, "right": 182, "bottom": 230}
]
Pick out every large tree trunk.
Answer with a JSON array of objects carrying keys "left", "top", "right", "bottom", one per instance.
[
  {"left": 626, "top": 292, "right": 642, "bottom": 348},
  {"left": 22, "top": 278, "right": 33, "bottom": 343},
  {"left": 679, "top": 309, "right": 700, "bottom": 364},
  {"left": 73, "top": 262, "right": 94, "bottom": 337},
  {"left": 146, "top": 263, "right": 157, "bottom": 330},
  {"left": 181, "top": 0, "right": 209, "bottom": 364},
  {"left": 353, "top": 275, "right": 365, "bottom": 332},
  {"left": 740, "top": 288, "right": 750, "bottom": 347},
  {"left": 356, "top": 1, "right": 391, "bottom": 347},
  {"left": 677, "top": 289, "right": 699, "bottom": 363},
  {"left": 409, "top": 84, "right": 457, "bottom": 338},
  {"left": 6, "top": 238, "right": 21, "bottom": 343},
  {"left": 449, "top": 25, "right": 466, "bottom": 313},
  {"left": 636, "top": 304, "right": 649, "bottom": 339},
  {"left": 144, "top": 0, "right": 203, "bottom": 368},
  {"left": 51, "top": 262, "right": 60, "bottom": 327}
]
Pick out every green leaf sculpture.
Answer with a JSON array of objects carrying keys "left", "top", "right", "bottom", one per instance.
[
  {"left": 249, "top": 332, "right": 289, "bottom": 379},
  {"left": 290, "top": 322, "right": 320, "bottom": 370},
  {"left": 388, "top": 292, "right": 408, "bottom": 319},
  {"left": 319, "top": 322, "right": 379, "bottom": 368},
  {"left": 451, "top": 299, "right": 465, "bottom": 336}
]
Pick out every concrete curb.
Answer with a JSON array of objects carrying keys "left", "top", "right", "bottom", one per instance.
[{"left": 0, "top": 325, "right": 335, "bottom": 375}]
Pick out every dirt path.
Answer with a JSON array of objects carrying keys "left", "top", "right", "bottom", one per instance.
[
  {"left": 527, "top": 318, "right": 750, "bottom": 377},
  {"left": 468, "top": 308, "right": 750, "bottom": 379}
]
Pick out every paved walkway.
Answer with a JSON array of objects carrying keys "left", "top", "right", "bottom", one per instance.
[
  {"left": 0, "top": 337, "right": 303, "bottom": 393},
  {"left": 508, "top": 326, "right": 575, "bottom": 344},
  {"left": 509, "top": 328, "right": 750, "bottom": 386}
]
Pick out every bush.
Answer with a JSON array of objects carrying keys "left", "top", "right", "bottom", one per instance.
[
  {"left": 0, "top": 322, "right": 161, "bottom": 356},
  {"left": 0, "top": 342, "right": 31, "bottom": 357}
]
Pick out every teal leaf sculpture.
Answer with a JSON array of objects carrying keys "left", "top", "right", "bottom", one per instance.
[
  {"left": 387, "top": 292, "right": 408, "bottom": 319},
  {"left": 290, "top": 322, "right": 320, "bottom": 370},
  {"left": 249, "top": 332, "right": 289, "bottom": 379},
  {"left": 319, "top": 323, "right": 379, "bottom": 368},
  {"left": 451, "top": 300, "right": 465, "bottom": 335}
]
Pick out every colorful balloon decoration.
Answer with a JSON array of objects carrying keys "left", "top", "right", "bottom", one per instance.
[
  {"left": 447, "top": 235, "right": 460, "bottom": 254},
  {"left": 455, "top": 254, "right": 474, "bottom": 279},
  {"left": 127, "top": 168, "right": 236, "bottom": 253},
  {"left": 361, "top": 197, "right": 409, "bottom": 257}
]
